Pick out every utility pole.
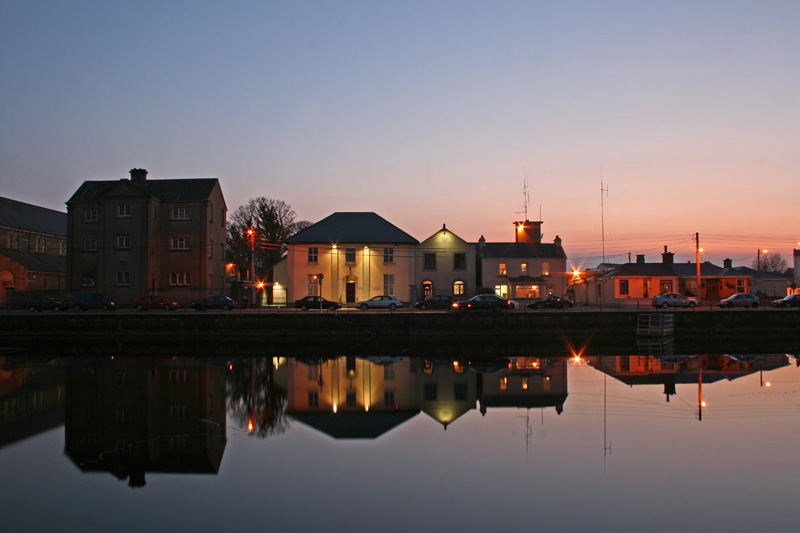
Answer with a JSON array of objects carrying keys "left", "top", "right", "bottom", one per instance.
[{"left": 696, "top": 233, "right": 701, "bottom": 303}]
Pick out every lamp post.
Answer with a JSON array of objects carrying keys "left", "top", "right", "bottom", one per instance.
[
  {"left": 247, "top": 226, "right": 256, "bottom": 307},
  {"left": 757, "top": 249, "right": 768, "bottom": 271}
]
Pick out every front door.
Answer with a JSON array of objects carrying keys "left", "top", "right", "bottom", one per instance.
[{"left": 345, "top": 280, "right": 356, "bottom": 303}]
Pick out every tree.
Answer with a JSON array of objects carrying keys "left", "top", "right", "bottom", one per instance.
[
  {"left": 226, "top": 197, "right": 310, "bottom": 281},
  {"left": 750, "top": 252, "right": 787, "bottom": 273}
]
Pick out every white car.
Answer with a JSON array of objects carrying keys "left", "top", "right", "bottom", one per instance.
[
  {"left": 718, "top": 293, "right": 759, "bottom": 308},
  {"left": 652, "top": 293, "right": 697, "bottom": 309},
  {"left": 357, "top": 295, "right": 403, "bottom": 310}
]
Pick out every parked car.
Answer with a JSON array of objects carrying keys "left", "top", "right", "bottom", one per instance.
[
  {"left": 357, "top": 295, "right": 403, "bottom": 310},
  {"left": 771, "top": 294, "right": 800, "bottom": 308},
  {"left": 454, "top": 294, "right": 514, "bottom": 312},
  {"left": 652, "top": 293, "right": 697, "bottom": 309},
  {"left": 527, "top": 295, "right": 575, "bottom": 310},
  {"left": 414, "top": 295, "right": 457, "bottom": 310},
  {"left": 134, "top": 295, "right": 180, "bottom": 311},
  {"left": 71, "top": 292, "right": 117, "bottom": 311},
  {"left": 29, "top": 297, "right": 67, "bottom": 312},
  {"left": 192, "top": 295, "right": 236, "bottom": 311},
  {"left": 718, "top": 293, "right": 759, "bottom": 308},
  {"left": 295, "top": 296, "right": 341, "bottom": 311}
]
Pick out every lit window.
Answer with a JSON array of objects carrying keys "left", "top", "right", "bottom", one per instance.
[
  {"left": 383, "top": 247, "right": 394, "bottom": 263},
  {"left": 521, "top": 262, "right": 528, "bottom": 275},
  {"left": 522, "top": 377, "right": 529, "bottom": 390},
  {"left": 116, "top": 235, "right": 131, "bottom": 249},
  {"left": 499, "top": 263, "right": 507, "bottom": 275},
  {"left": 453, "top": 281, "right": 465, "bottom": 295},
  {"left": 542, "top": 262, "right": 550, "bottom": 276},
  {"left": 171, "top": 237, "right": 190, "bottom": 250},
  {"left": 84, "top": 209, "right": 98, "bottom": 222},
  {"left": 117, "top": 204, "right": 131, "bottom": 217},
  {"left": 308, "top": 247, "right": 318, "bottom": 263},
  {"left": 424, "top": 253, "right": 436, "bottom": 270},
  {"left": 500, "top": 377, "right": 508, "bottom": 391},
  {"left": 345, "top": 248, "right": 356, "bottom": 263}
]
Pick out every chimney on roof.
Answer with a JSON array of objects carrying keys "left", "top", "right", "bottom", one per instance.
[
  {"left": 514, "top": 220, "right": 542, "bottom": 244},
  {"left": 554, "top": 235, "right": 562, "bottom": 247},
  {"left": 662, "top": 246, "right": 674, "bottom": 264},
  {"left": 130, "top": 168, "right": 147, "bottom": 184},
  {"left": 637, "top": 254, "right": 645, "bottom": 264},
  {"left": 723, "top": 258, "right": 732, "bottom": 268}
]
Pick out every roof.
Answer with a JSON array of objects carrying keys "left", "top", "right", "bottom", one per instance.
[
  {"left": 289, "top": 410, "right": 419, "bottom": 439},
  {"left": 479, "top": 242, "right": 567, "bottom": 259},
  {"left": 0, "top": 250, "right": 66, "bottom": 273},
  {"left": 67, "top": 178, "right": 222, "bottom": 204},
  {"left": 0, "top": 197, "right": 67, "bottom": 236},
  {"left": 286, "top": 212, "right": 419, "bottom": 245},
  {"left": 600, "top": 262, "right": 746, "bottom": 279}
]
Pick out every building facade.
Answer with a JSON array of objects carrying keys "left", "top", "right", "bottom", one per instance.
[
  {"left": 0, "top": 197, "right": 67, "bottom": 305},
  {"left": 66, "top": 169, "right": 227, "bottom": 305},
  {"left": 416, "top": 224, "right": 476, "bottom": 300}
]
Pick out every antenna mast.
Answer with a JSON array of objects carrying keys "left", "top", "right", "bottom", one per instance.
[{"left": 523, "top": 173, "right": 530, "bottom": 221}]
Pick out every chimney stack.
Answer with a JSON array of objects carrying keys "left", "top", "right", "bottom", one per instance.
[
  {"left": 637, "top": 254, "right": 645, "bottom": 264},
  {"left": 554, "top": 235, "right": 562, "bottom": 247},
  {"left": 661, "top": 246, "right": 674, "bottom": 264},
  {"left": 723, "top": 258, "right": 732, "bottom": 268},
  {"left": 130, "top": 168, "right": 148, "bottom": 184}
]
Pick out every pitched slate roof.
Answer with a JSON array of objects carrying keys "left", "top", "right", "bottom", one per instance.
[
  {"left": 479, "top": 242, "right": 566, "bottom": 259},
  {"left": 0, "top": 250, "right": 66, "bottom": 273},
  {"left": 67, "top": 178, "right": 221, "bottom": 204},
  {"left": 286, "top": 212, "right": 419, "bottom": 244},
  {"left": 600, "top": 262, "right": 745, "bottom": 278},
  {"left": 0, "top": 197, "right": 67, "bottom": 236},
  {"left": 289, "top": 411, "right": 419, "bottom": 439}
]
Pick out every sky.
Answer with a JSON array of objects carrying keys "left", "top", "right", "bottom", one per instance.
[{"left": 1, "top": 0, "right": 798, "bottom": 268}]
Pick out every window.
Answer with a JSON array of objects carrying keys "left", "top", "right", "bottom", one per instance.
[
  {"left": 308, "top": 247, "right": 318, "bottom": 263},
  {"left": 169, "top": 405, "right": 187, "bottom": 418},
  {"left": 454, "top": 383, "right": 467, "bottom": 401},
  {"left": 542, "top": 262, "right": 550, "bottom": 276},
  {"left": 454, "top": 253, "right": 466, "bottom": 270},
  {"left": 169, "top": 369, "right": 189, "bottom": 383},
  {"left": 383, "top": 247, "right": 394, "bottom": 263},
  {"left": 424, "top": 253, "right": 436, "bottom": 270},
  {"left": 521, "top": 262, "right": 528, "bottom": 275},
  {"left": 454, "top": 281, "right": 465, "bottom": 295},
  {"left": 499, "top": 263, "right": 507, "bottom": 275},
  {"left": 59, "top": 241, "right": 65, "bottom": 256},
  {"left": 500, "top": 377, "right": 508, "bottom": 391},
  {"left": 307, "top": 274, "right": 318, "bottom": 296},
  {"left": 345, "top": 247, "right": 356, "bottom": 263},
  {"left": 422, "top": 281, "right": 433, "bottom": 298},
  {"left": 209, "top": 239, "right": 213, "bottom": 258},
  {"left": 41, "top": 239, "right": 46, "bottom": 253},
  {"left": 737, "top": 279, "right": 745, "bottom": 293},
  {"left": 383, "top": 274, "right": 395, "bottom": 296},
  {"left": 307, "top": 364, "right": 319, "bottom": 381},
  {"left": 116, "top": 235, "right": 131, "bottom": 249},
  {"left": 660, "top": 280, "right": 673, "bottom": 294},
  {"left": 117, "top": 204, "right": 131, "bottom": 217},
  {"left": 171, "top": 207, "right": 191, "bottom": 220},
  {"left": 84, "top": 209, "right": 98, "bottom": 222},
  {"left": 619, "top": 280, "right": 629, "bottom": 295},
  {"left": 171, "top": 237, "right": 190, "bottom": 250},
  {"left": 424, "top": 383, "right": 437, "bottom": 401},
  {"left": 346, "top": 392, "right": 356, "bottom": 407},
  {"left": 116, "top": 271, "right": 130, "bottom": 286},
  {"left": 7, "top": 232, "right": 12, "bottom": 248},
  {"left": 522, "top": 377, "right": 529, "bottom": 390},
  {"left": 170, "top": 272, "right": 191, "bottom": 286},
  {"left": 81, "top": 274, "right": 95, "bottom": 287},
  {"left": 83, "top": 239, "right": 97, "bottom": 251},
  {"left": 209, "top": 203, "right": 213, "bottom": 223},
  {"left": 515, "top": 285, "right": 540, "bottom": 298},
  {"left": 384, "top": 391, "right": 395, "bottom": 407},
  {"left": 495, "top": 284, "right": 508, "bottom": 298},
  {"left": 34, "top": 237, "right": 41, "bottom": 252},
  {"left": 384, "top": 364, "right": 395, "bottom": 380},
  {"left": 308, "top": 392, "right": 319, "bottom": 407}
]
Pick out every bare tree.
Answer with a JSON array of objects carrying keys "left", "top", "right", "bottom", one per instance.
[{"left": 751, "top": 252, "right": 788, "bottom": 273}]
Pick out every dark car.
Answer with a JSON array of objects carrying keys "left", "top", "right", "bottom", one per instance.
[
  {"left": 772, "top": 294, "right": 800, "bottom": 308},
  {"left": 527, "top": 295, "right": 574, "bottom": 310},
  {"left": 454, "top": 294, "right": 514, "bottom": 312},
  {"left": 29, "top": 297, "right": 66, "bottom": 311},
  {"left": 71, "top": 292, "right": 118, "bottom": 311},
  {"left": 134, "top": 295, "right": 180, "bottom": 311},
  {"left": 295, "top": 296, "right": 341, "bottom": 311},
  {"left": 192, "top": 295, "right": 236, "bottom": 311},
  {"left": 414, "top": 295, "right": 457, "bottom": 310}
]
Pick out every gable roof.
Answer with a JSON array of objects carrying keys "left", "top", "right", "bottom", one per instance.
[
  {"left": 67, "top": 178, "right": 222, "bottom": 205},
  {"left": 0, "top": 250, "right": 66, "bottom": 273},
  {"left": 600, "top": 262, "right": 747, "bottom": 279},
  {"left": 479, "top": 242, "right": 566, "bottom": 259},
  {"left": 0, "top": 197, "right": 67, "bottom": 237},
  {"left": 286, "top": 212, "right": 419, "bottom": 245},
  {"left": 289, "top": 411, "right": 419, "bottom": 439}
]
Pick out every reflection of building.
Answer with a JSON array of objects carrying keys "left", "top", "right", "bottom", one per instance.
[
  {"left": 0, "top": 197, "right": 67, "bottom": 306},
  {"left": 587, "top": 355, "right": 789, "bottom": 402},
  {"left": 478, "top": 358, "right": 568, "bottom": 415},
  {"left": 286, "top": 357, "right": 419, "bottom": 439},
  {"left": 0, "top": 357, "right": 65, "bottom": 448},
  {"left": 64, "top": 358, "right": 226, "bottom": 487},
  {"left": 416, "top": 359, "right": 477, "bottom": 429}
]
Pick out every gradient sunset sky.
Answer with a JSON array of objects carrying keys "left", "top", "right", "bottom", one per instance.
[{"left": 2, "top": 0, "right": 798, "bottom": 268}]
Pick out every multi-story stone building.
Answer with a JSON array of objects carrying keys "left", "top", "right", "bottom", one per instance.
[
  {"left": 66, "top": 169, "right": 227, "bottom": 305},
  {"left": 0, "top": 197, "right": 67, "bottom": 306}
]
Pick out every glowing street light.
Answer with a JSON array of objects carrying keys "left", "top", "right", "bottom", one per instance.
[{"left": 757, "top": 249, "right": 768, "bottom": 270}]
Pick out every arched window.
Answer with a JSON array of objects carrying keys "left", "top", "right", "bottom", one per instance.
[
  {"left": 422, "top": 281, "right": 433, "bottom": 298},
  {"left": 453, "top": 281, "right": 465, "bottom": 296}
]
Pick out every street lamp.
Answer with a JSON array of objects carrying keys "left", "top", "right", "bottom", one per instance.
[{"left": 757, "top": 249, "right": 768, "bottom": 271}]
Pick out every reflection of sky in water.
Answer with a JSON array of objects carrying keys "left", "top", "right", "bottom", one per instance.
[{"left": 1, "top": 360, "right": 798, "bottom": 532}]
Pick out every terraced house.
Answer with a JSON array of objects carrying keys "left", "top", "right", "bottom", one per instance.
[{"left": 66, "top": 169, "right": 227, "bottom": 304}]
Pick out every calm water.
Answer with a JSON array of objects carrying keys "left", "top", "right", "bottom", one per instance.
[{"left": 1, "top": 354, "right": 798, "bottom": 532}]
